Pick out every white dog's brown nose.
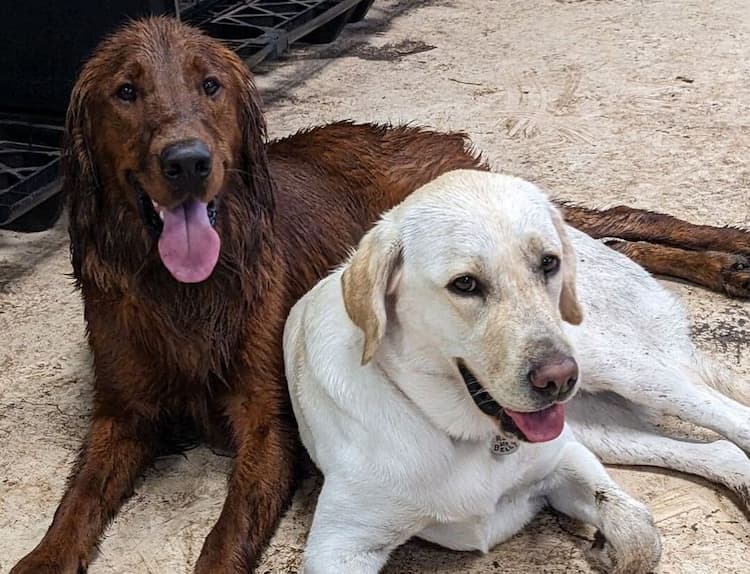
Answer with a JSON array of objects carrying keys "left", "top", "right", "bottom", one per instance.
[{"left": 529, "top": 356, "right": 578, "bottom": 400}]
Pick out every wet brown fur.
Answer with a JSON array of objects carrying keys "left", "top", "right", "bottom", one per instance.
[
  {"left": 10, "top": 15, "right": 750, "bottom": 574},
  {"left": 560, "top": 205, "right": 750, "bottom": 296}
]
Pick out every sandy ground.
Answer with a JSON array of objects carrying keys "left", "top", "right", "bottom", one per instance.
[{"left": 1, "top": 0, "right": 749, "bottom": 572}]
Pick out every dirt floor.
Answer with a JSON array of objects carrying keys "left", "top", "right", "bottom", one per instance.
[{"left": 1, "top": 0, "right": 749, "bottom": 572}]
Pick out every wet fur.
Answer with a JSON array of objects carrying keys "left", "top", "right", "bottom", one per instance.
[{"left": 11, "top": 19, "right": 486, "bottom": 574}]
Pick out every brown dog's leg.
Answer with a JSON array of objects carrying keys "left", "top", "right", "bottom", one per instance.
[
  {"left": 561, "top": 204, "right": 750, "bottom": 254},
  {"left": 10, "top": 415, "right": 156, "bottom": 574},
  {"left": 194, "top": 387, "right": 296, "bottom": 574},
  {"left": 606, "top": 240, "right": 750, "bottom": 298}
]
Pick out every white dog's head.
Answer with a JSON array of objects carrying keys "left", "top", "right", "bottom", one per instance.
[{"left": 342, "top": 170, "right": 584, "bottom": 443}]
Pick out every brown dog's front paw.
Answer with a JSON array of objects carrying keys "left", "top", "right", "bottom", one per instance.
[
  {"left": 605, "top": 239, "right": 750, "bottom": 299},
  {"left": 720, "top": 254, "right": 750, "bottom": 298},
  {"left": 10, "top": 550, "right": 87, "bottom": 574},
  {"left": 194, "top": 529, "right": 246, "bottom": 574}
]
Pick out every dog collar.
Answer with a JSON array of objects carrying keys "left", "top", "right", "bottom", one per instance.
[{"left": 490, "top": 435, "right": 519, "bottom": 456}]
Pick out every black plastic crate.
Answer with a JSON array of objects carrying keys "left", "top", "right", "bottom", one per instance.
[
  {"left": 185, "top": 0, "right": 369, "bottom": 66},
  {"left": 0, "top": 1, "right": 170, "bottom": 118},
  {"left": 0, "top": 0, "right": 374, "bottom": 230},
  {"left": 0, "top": 117, "right": 64, "bottom": 230}
]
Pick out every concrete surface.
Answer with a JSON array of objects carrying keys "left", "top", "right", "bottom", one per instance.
[{"left": 1, "top": 0, "right": 749, "bottom": 572}]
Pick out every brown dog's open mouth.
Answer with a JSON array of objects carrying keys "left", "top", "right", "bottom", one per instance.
[
  {"left": 134, "top": 180, "right": 218, "bottom": 238},
  {"left": 456, "top": 359, "right": 565, "bottom": 443},
  {"left": 133, "top": 179, "right": 221, "bottom": 283}
]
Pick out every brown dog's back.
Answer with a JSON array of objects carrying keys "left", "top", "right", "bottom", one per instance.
[{"left": 269, "top": 122, "right": 486, "bottom": 300}]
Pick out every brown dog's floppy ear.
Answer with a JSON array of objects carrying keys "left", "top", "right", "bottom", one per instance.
[
  {"left": 230, "top": 56, "right": 274, "bottom": 213},
  {"left": 550, "top": 208, "right": 583, "bottom": 325},
  {"left": 63, "top": 69, "right": 100, "bottom": 284},
  {"left": 342, "top": 220, "right": 403, "bottom": 365}
]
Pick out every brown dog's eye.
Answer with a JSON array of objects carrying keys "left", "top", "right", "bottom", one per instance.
[
  {"left": 116, "top": 83, "right": 137, "bottom": 102},
  {"left": 202, "top": 77, "right": 221, "bottom": 96},
  {"left": 449, "top": 275, "right": 481, "bottom": 296},
  {"left": 541, "top": 255, "right": 560, "bottom": 275}
]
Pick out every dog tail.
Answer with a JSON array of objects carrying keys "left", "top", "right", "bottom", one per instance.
[{"left": 694, "top": 354, "right": 750, "bottom": 407}]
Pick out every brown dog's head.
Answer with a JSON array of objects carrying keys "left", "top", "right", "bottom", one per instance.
[{"left": 66, "top": 17, "right": 271, "bottom": 284}]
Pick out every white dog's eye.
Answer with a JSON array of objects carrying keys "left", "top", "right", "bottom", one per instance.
[
  {"left": 541, "top": 254, "right": 560, "bottom": 276},
  {"left": 449, "top": 275, "right": 481, "bottom": 296}
]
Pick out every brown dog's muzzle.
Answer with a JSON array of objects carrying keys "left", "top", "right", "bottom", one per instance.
[{"left": 128, "top": 137, "right": 222, "bottom": 285}]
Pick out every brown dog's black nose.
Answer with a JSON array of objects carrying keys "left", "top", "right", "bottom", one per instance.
[
  {"left": 160, "top": 140, "right": 212, "bottom": 192},
  {"left": 529, "top": 356, "right": 578, "bottom": 400}
]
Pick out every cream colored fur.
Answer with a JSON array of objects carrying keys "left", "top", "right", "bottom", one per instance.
[{"left": 284, "top": 170, "right": 750, "bottom": 574}]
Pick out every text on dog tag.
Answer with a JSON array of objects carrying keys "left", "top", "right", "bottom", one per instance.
[{"left": 491, "top": 435, "right": 518, "bottom": 456}]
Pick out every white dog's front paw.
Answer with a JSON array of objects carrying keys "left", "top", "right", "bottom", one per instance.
[{"left": 586, "top": 496, "right": 661, "bottom": 574}]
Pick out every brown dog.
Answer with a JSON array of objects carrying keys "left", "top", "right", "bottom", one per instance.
[{"left": 10, "top": 16, "right": 750, "bottom": 574}]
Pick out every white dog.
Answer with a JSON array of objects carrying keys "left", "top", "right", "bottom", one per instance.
[{"left": 284, "top": 170, "right": 750, "bottom": 573}]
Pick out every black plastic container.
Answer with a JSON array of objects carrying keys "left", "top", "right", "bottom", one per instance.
[
  {"left": 0, "top": 1, "right": 170, "bottom": 118},
  {"left": 0, "top": 116, "right": 64, "bottom": 229},
  {"left": 188, "top": 0, "right": 370, "bottom": 66},
  {"left": 0, "top": 0, "right": 375, "bottom": 230}
]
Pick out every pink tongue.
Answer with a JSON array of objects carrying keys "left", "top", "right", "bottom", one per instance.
[
  {"left": 505, "top": 404, "right": 565, "bottom": 443},
  {"left": 157, "top": 200, "right": 220, "bottom": 283}
]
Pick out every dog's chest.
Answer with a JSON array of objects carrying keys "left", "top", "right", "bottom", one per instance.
[
  {"left": 409, "top": 437, "right": 564, "bottom": 552},
  {"left": 430, "top": 436, "right": 563, "bottom": 518}
]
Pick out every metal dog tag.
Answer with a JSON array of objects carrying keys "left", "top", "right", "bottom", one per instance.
[{"left": 490, "top": 435, "right": 518, "bottom": 456}]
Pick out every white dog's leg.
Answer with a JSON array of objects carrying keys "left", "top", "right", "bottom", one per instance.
[
  {"left": 568, "top": 391, "right": 750, "bottom": 510},
  {"left": 581, "top": 357, "right": 750, "bottom": 455},
  {"left": 545, "top": 440, "right": 662, "bottom": 574},
  {"left": 697, "top": 355, "right": 750, "bottom": 407},
  {"left": 303, "top": 481, "right": 421, "bottom": 574}
]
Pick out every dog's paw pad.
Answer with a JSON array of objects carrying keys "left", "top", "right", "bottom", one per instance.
[
  {"left": 586, "top": 532, "right": 617, "bottom": 573},
  {"left": 721, "top": 254, "right": 750, "bottom": 298}
]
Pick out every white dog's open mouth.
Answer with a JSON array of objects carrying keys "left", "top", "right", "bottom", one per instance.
[{"left": 456, "top": 359, "right": 565, "bottom": 443}]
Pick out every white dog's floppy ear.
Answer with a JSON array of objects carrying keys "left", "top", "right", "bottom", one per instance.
[
  {"left": 550, "top": 208, "right": 583, "bottom": 325},
  {"left": 342, "top": 221, "right": 402, "bottom": 365}
]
